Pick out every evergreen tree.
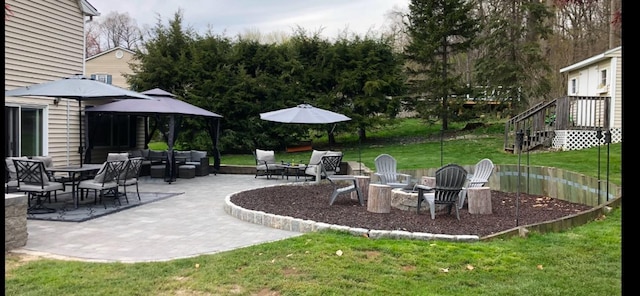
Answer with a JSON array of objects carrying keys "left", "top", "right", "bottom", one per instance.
[
  {"left": 473, "top": 0, "right": 552, "bottom": 114},
  {"left": 404, "top": 0, "right": 479, "bottom": 130}
]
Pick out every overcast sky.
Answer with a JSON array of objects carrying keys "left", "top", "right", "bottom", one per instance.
[{"left": 88, "top": 0, "right": 410, "bottom": 40}]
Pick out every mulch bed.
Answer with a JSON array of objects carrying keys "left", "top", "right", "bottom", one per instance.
[{"left": 230, "top": 183, "right": 592, "bottom": 237}]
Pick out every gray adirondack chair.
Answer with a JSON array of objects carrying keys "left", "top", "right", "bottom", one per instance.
[
  {"left": 374, "top": 154, "right": 412, "bottom": 189},
  {"left": 416, "top": 164, "right": 467, "bottom": 220},
  {"left": 458, "top": 158, "right": 494, "bottom": 209}
]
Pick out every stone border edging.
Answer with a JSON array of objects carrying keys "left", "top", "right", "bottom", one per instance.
[
  {"left": 223, "top": 181, "right": 622, "bottom": 242},
  {"left": 223, "top": 182, "right": 480, "bottom": 242}
]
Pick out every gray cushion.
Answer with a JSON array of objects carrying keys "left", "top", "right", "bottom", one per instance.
[
  {"left": 31, "top": 156, "right": 54, "bottom": 168},
  {"left": 148, "top": 150, "right": 166, "bottom": 160},
  {"left": 5, "top": 156, "right": 28, "bottom": 180},
  {"left": 309, "top": 150, "right": 327, "bottom": 165},
  {"left": 191, "top": 150, "right": 207, "bottom": 161},
  {"left": 128, "top": 149, "right": 143, "bottom": 158},
  {"left": 107, "top": 152, "right": 129, "bottom": 161},
  {"left": 175, "top": 150, "right": 192, "bottom": 162},
  {"left": 256, "top": 149, "right": 276, "bottom": 164},
  {"left": 93, "top": 163, "right": 108, "bottom": 183}
]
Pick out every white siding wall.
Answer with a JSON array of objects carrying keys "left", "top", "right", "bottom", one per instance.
[{"left": 5, "top": 0, "right": 87, "bottom": 166}]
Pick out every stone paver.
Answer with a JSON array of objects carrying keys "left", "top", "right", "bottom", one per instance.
[{"left": 11, "top": 174, "right": 303, "bottom": 263}]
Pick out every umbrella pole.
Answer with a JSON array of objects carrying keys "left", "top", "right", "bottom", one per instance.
[{"left": 78, "top": 101, "right": 83, "bottom": 167}]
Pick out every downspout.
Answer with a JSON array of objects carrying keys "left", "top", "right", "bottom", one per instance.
[{"left": 80, "top": 0, "right": 93, "bottom": 164}]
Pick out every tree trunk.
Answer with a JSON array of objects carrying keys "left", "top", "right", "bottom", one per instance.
[{"left": 367, "top": 184, "right": 391, "bottom": 213}]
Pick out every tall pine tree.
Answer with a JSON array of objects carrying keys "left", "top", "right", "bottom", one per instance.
[{"left": 404, "top": 0, "right": 479, "bottom": 130}]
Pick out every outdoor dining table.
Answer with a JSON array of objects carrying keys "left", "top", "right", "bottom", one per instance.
[{"left": 47, "top": 163, "right": 103, "bottom": 208}]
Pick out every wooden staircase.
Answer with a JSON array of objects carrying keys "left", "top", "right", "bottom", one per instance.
[
  {"left": 504, "top": 99, "right": 557, "bottom": 153},
  {"left": 504, "top": 95, "right": 610, "bottom": 153}
]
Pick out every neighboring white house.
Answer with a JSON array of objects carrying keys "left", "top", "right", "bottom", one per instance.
[
  {"left": 4, "top": 0, "right": 100, "bottom": 166},
  {"left": 555, "top": 46, "right": 622, "bottom": 150}
]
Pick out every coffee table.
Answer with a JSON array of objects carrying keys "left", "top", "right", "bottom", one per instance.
[{"left": 279, "top": 164, "right": 308, "bottom": 180}]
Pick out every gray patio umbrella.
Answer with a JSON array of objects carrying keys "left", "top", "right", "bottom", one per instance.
[
  {"left": 259, "top": 104, "right": 351, "bottom": 124},
  {"left": 260, "top": 104, "right": 354, "bottom": 181},
  {"left": 86, "top": 88, "right": 223, "bottom": 183},
  {"left": 4, "top": 75, "right": 154, "bottom": 166}
]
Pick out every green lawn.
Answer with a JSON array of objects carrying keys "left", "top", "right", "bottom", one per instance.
[{"left": 6, "top": 118, "right": 621, "bottom": 295}]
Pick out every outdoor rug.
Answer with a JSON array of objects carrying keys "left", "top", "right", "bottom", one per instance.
[{"left": 26, "top": 191, "right": 183, "bottom": 222}]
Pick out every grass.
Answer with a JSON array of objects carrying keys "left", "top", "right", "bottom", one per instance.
[
  {"left": 6, "top": 118, "right": 621, "bottom": 295},
  {"left": 221, "top": 118, "right": 621, "bottom": 185}
]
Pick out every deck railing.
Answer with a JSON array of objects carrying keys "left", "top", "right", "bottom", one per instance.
[{"left": 504, "top": 96, "right": 610, "bottom": 153}]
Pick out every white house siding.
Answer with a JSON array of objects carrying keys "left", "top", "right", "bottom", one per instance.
[
  {"left": 612, "top": 55, "right": 622, "bottom": 129},
  {"left": 85, "top": 48, "right": 137, "bottom": 89},
  {"left": 4, "top": 0, "right": 90, "bottom": 166}
]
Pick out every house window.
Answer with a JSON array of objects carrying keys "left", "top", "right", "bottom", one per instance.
[
  {"left": 91, "top": 74, "right": 113, "bottom": 85},
  {"left": 87, "top": 113, "right": 135, "bottom": 147},
  {"left": 4, "top": 106, "right": 45, "bottom": 157},
  {"left": 570, "top": 78, "right": 577, "bottom": 94},
  {"left": 600, "top": 69, "right": 607, "bottom": 87}
]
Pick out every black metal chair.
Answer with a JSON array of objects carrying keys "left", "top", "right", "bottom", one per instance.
[
  {"left": 416, "top": 164, "right": 468, "bottom": 220},
  {"left": 77, "top": 160, "right": 127, "bottom": 209},
  {"left": 12, "top": 158, "right": 65, "bottom": 214},
  {"left": 254, "top": 149, "right": 280, "bottom": 179},
  {"left": 118, "top": 157, "right": 143, "bottom": 202}
]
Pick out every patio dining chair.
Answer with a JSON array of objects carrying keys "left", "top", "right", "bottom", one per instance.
[
  {"left": 118, "top": 157, "right": 143, "bottom": 202},
  {"left": 77, "top": 160, "right": 127, "bottom": 209},
  {"left": 12, "top": 158, "right": 65, "bottom": 214},
  {"left": 458, "top": 158, "right": 494, "bottom": 209},
  {"left": 374, "top": 154, "right": 412, "bottom": 189},
  {"left": 416, "top": 163, "right": 467, "bottom": 220}
]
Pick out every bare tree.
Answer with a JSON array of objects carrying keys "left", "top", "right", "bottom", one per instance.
[
  {"left": 99, "top": 11, "right": 143, "bottom": 50},
  {"left": 85, "top": 21, "right": 102, "bottom": 57}
]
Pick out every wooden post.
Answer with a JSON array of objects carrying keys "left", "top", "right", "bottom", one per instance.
[
  {"left": 351, "top": 176, "right": 370, "bottom": 201},
  {"left": 467, "top": 187, "right": 492, "bottom": 214},
  {"left": 367, "top": 184, "right": 391, "bottom": 213},
  {"left": 421, "top": 176, "right": 436, "bottom": 187}
]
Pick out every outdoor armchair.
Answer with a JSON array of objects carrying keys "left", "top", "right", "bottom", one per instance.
[
  {"left": 12, "top": 158, "right": 65, "bottom": 214},
  {"left": 416, "top": 163, "right": 467, "bottom": 220},
  {"left": 254, "top": 149, "right": 279, "bottom": 179},
  {"left": 374, "top": 153, "right": 412, "bottom": 189},
  {"left": 458, "top": 158, "right": 494, "bottom": 209},
  {"left": 304, "top": 150, "right": 343, "bottom": 181}
]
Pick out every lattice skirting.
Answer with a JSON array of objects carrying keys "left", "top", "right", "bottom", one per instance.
[{"left": 552, "top": 128, "right": 622, "bottom": 151}]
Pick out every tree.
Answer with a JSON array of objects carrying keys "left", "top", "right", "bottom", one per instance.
[
  {"left": 473, "top": 0, "right": 552, "bottom": 112},
  {"left": 329, "top": 36, "right": 406, "bottom": 142},
  {"left": 100, "top": 11, "right": 143, "bottom": 50},
  {"left": 85, "top": 21, "right": 102, "bottom": 57},
  {"left": 404, "top": 0, "right": 479, "bottom": 130}
]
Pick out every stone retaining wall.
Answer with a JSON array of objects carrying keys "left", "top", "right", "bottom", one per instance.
[{"left": 5, "top": 193, "right": 28, "bottom": 251}]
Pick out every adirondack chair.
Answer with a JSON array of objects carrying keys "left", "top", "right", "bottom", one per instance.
[
  {"left": 374, "top": 154, "right": 412, "bottom": 189},
  {"left": 416, "top": 164, "right": 467, "bottom": 220},
  {"left": 458, "top": 158, "right": 494, "bottom": 209}
]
